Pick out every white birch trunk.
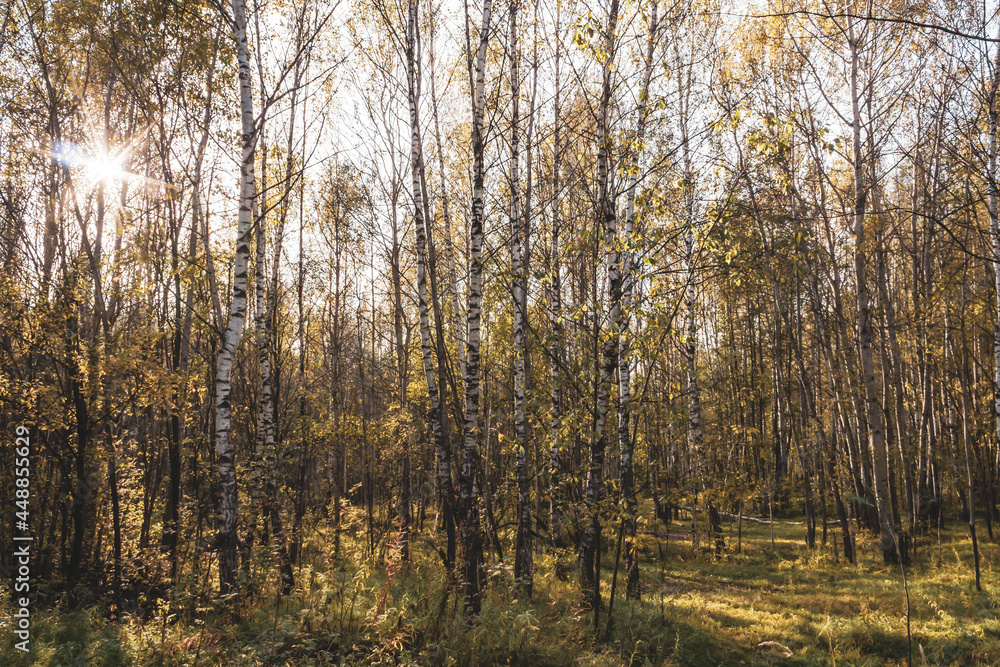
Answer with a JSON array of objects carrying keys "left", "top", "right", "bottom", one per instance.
[
  {"left": 215, "top": 0, "right": 256, "bottom": 598},
  {"left": 678, "top": 39, "right": 702, "bottom": 550},
  {"left": 619, "top": 0, "right": 657, "bottom": 599},
  {"left": 459, "top": 0, "right": 493, "bottom": 617},
  {"left": 405, "top": 0, "right": 441, "bottom": 565}
]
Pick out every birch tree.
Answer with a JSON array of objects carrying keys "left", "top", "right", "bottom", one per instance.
[
  {"left": 580, "top": 0, "right": 620, "bottom": 612},
  {"left": 546, "top": 0, "right": 565, "bottom": 550},
  {"left": 215, "top": 0, "right": 258, "bottom": 599},
  {"left": 458, "top": 0, "right": 493, "bottom": 617},
  {"left": 405, "top": 0, "right": 435, "bottom": 566},
  {"left": 619, "top": 0, "right": 659, "bottom": 599},
  {"left": 509, "top": 0, "right": 533, "bottom": 597},
  {"left": 847, "top": 14, "right": 897, "bottom": 565}
]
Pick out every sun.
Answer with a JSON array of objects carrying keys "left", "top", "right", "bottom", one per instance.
[
  {"left": 88, "top": 153, "right": 129, "bottom": 183},
  {"left": 51, "top": 140, "right": 136, "bottom": 186}
]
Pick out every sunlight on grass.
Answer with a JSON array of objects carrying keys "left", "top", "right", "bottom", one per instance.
[{"left": 2, "top": 514, "right": 998, "bottom": 665}]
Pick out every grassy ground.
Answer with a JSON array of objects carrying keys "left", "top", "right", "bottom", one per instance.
[{"left": 2, "top": 511, "right": 999, "bottom": 665}]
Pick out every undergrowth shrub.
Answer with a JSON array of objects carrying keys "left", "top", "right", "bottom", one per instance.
[{"left": 4, "top": 520, "right": 1000, "bottom": 665}]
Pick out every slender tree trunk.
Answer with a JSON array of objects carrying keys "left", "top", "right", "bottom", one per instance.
[
  {"left": 956, "top": 283, "right": 982, "bottom": 591},
  {"left": 215, "top": 0, "right": 257, "bottom": 599},
  {"left": 407, "top": 0, "right": 452, "bottom": 566},
  {"left": 873, "top": 185, "right": 915, "bottom": 539},
  {"left": 848, "top": 18, "right": 896, "bottom": 564},
  {"left": 547, "top": 0, "right": 565, "bottom": 550},
  {"left": 989, "top": 28, "right": 1000, "bottom": 500},
  {"left": 678, "top": 39, "right": 703, "bottom": 551},
  {"left": 391, "top": 167, "right": 410, "bottom": 562},
  {"left": 580, "top": 0, "right": 620, "bottom": 612},
  {"left": 618, "top": 0, "right": 658, "bottom": 600},
  {"left": 245, "top": 140, "right": 267, "bottom": 586},
  {"left": 428, "top": 10, "right": 466, "bottom": 389},
  {"left": 508, "top": 0, "right": 532, "bottom": 597},
  {"left": 457, "top": 0, "right": 493, "bottom": 617},
  {"left": 256, "top": 138, "right": 296, "bottom": 593},
  {"left": 525, "top": 13, "right": 541, "bottom": 534},
  {"left": 290, "top": 32, "right": 312, "bottom": 567}
]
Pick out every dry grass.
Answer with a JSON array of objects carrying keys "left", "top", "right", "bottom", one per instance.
[{"left": 3, "top": 510, "right": 999, "bottom": 666}]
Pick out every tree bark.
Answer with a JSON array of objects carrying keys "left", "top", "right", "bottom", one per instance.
[
  {"left": 407, "top": 0, "right": 449, "bottom": 567},
  {"left": 457, "top": 0, "right": 492, "bottom": 617},
  {"left": 509, "top": 0, "right": 533, "bottom": 597},
  {"left": 580, "top": 0, "right": 620, "bottom": 612},
  {"left": 989, "top": 27, "right": 1000, "bottom": 512},
  {"left": 618, "top": 0, "right": 658, "bottom": 600},
  {"left": 848, "top": 17, "right": 896, "bottom": 564},
  {"left": 255, "top": 135, "right": 295, "bottom": 593},
  {"left": 215, "top": 0, "right": 257, "bottom": 599},
  {"left": 546, "top": 0, "right": 565, "bottom": 550},
  {"left": 678, "top": 36, "right": 703, "bottom": 551},
  {"left": 428, "top": 10, "right": 466, "bottom": 390}
]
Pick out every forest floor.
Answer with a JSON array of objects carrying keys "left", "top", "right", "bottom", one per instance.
[{"left": 3, "top": 509, "right": 1000, "bottom": 666}]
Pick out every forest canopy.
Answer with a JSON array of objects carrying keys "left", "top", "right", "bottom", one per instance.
[{"left": 1, "top": 0, "right": 1000, "bottom": 664}]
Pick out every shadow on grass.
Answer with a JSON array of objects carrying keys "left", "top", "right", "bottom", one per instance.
[{"left": 0, "top": 608, "right": 130, "bottom": 667}]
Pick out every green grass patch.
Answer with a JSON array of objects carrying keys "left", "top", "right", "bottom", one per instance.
[{"left": 1, "top": 514, "right": 998, "bottom": 665}]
